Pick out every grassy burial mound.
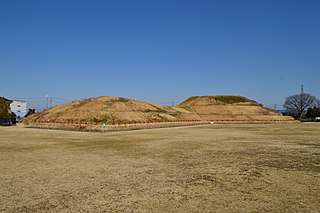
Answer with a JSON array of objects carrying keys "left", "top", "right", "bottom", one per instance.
[
  {"left": 22, "top": 96, "right": 203, "bottom": 131},
  {"left": 22, "top": 95, "right": 295, "bottom": 131},
  {"left": 179, "top": 96, "right": 295, "bottom": 123}
]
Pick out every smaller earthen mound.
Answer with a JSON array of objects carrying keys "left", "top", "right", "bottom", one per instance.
[{"left": 178, "top": 96, "right": 295, "bottom": 123}]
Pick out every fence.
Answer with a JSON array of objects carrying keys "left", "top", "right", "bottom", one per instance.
[
  {"left": 26, "top": 120, "right": 207, "bottom": 132},
  {"left": 24, "top": 119, "right": 298, "bottom": 132}
]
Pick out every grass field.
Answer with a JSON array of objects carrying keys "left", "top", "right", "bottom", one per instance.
[{"left": 1, "top": 123, "right": 320, "bottom": 212}]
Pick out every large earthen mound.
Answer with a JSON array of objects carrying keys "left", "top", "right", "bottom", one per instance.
[
  {"left": 178, "top": 96, "right": 295, "bottom": 122},
  {"left": 23, "top": 96, "right": 201, "bottom": 125}
]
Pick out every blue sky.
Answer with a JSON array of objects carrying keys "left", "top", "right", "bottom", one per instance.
[{"left": 1, "top": 0, "right": 319, "bottom": 110}]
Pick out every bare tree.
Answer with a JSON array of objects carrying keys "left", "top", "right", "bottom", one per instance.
[
  {"left": 284, "top": 93, "right": 316, "bottom": 119},
  {"left": 316, "top": 99, "right": 320, "bottom": 108}
]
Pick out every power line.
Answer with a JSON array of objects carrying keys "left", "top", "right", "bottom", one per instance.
[{"left": 51, "top": 97, "right": 75, "bottom": 102}]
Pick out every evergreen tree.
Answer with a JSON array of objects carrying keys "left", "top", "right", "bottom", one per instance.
[{"left": 0, "top": 97, "right": 13, "bottom": 117}]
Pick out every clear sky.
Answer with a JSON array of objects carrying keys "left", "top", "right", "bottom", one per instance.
[{"left": 1, "top": 0, "right": 319, "bottom": 110}]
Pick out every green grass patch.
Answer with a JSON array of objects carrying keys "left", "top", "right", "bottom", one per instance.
[
  {"left": 179, "top": 95, "right": 256, "bottom": 105},
  {"left": 93, "top": 113, "right": 128, "bottom": 124},
  {"left": 118, "top": 97, "right": 129, "bottom": 102},
  {"left": 178, "top": 106, "right": 194, "bottom": 112},
  {"left": 208, "top": 96, "right": 247, "bottom": 104},
  {"left": 148, "top": 104, "right": 168, "bottom": 113}
]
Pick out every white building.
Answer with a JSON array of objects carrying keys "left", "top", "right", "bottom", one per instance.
[{"left": 10, "top": 100, "right": 27, "bottom": 120}]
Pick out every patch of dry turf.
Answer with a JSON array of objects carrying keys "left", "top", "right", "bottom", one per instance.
[{"left": 0, "top": 123, "right": 319, "bottom": 212}]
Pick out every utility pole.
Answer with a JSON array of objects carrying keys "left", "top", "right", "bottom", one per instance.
[
  {"left": 45, "top": 95, "right": 49, "bottom": 109},
  {"left": 301, "top": 84, "right": 304, "bottom": 94},
  {"left": 50, "top": 98, "right": 52, "bottom": 108}
]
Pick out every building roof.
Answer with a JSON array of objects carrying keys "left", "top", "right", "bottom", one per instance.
[
  {"left": 1, "top": 97, "right": 13, "bottom": 103},
  {"left": 12, "top": 100, "right": 26, "bottom": 103}
]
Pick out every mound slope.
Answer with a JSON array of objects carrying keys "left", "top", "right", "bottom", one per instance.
[
  {"left": 23, "top": 96, "right": 201, "bottom": 125},
  {"left": 179, "top": 96, "right": 294, "bottom": 122}
]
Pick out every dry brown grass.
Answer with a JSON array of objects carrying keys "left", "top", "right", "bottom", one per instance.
[
  {"left": 22, "top": 96, "right": 200, "bottom": 125},
  {"left": 1, "top": 123, "right": 319, "bottom": 212},
  {"left": 22, "top": 96, "right": 293, "bottom": 132},
  {"left": 179, "top": 96, "right": 294, "bottom": 122}
]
